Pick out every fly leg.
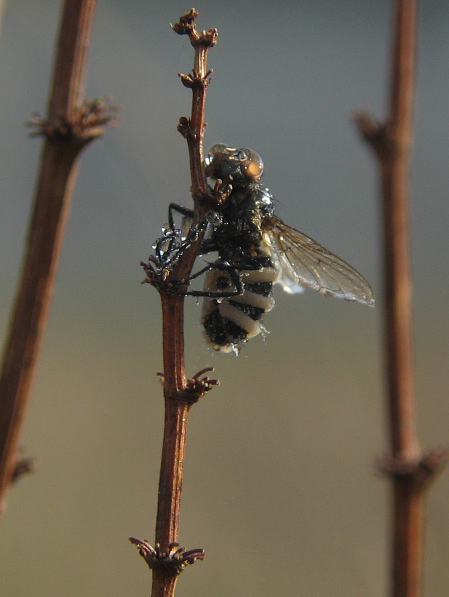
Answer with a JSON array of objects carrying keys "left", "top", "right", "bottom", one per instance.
[
  {"left": 168, "top": 203, "right": 194, "bottom": 231},
  {"left": 180, "top": 261, "right": 244, "bottom": 298},
  {"left": 143, "top": 203, "right": 201, "bottom": 286},
  {"left": 152, "top": 203, "right": 202, "bottom": 270}
]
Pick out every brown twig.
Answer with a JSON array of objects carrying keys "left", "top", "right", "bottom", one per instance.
[
  {"left": 133, "top": 10, "right": 218, "bottom": 597},
  {"left": 0, "top": 0, "right": 114, "bottom": 514},
  {"left": 355, "top": 1, "right": 447, "bottom": 595}
]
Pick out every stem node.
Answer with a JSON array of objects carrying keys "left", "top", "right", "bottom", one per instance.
[{"left": 129, "top": 537, "right": 205, "bottom": 576}]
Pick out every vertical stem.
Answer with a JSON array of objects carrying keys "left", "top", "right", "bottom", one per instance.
[
  {"left": 384, "top": 0, "right": 418, "bottom": 462},
  {"left": 153, "top": 9, "right": 218, "bottom": 555},
  {"left": 384, "top": 3, "right": 423, "bottom": 594},
  {"left": 131, "top": 12, "right": 217, "bottom": 596},
  {"left": 381, "top": 142, "right": 418, "bottom": 461},
  {"left": 187, "top": 44, "right": 210, "bottom": 205},
  {"left": 151, "top": 572, "right": 178, "bottom": 597},
  {"left": 152, "top": 365, "right": 191, "bottom": 597},
  {"left": 49, "top": 0, "right": 97, "bottom": 118},
  {"left": 154, "top": 294, "right": 190, "bottom": 555},
  {"left": 160, "top": 295, "right": 187, "bottom": 395},
  {"left": 354, "top": 1, "right": 444, "bottom": 596},
  {"left": 155, "top": 397, "right": 191, "bottom": 548},
  {"left": 0, "top": 0, "right": 99, "bottom": 513},
  {"left": 392, "top": 481, "right": 423, "bottom": 597}
]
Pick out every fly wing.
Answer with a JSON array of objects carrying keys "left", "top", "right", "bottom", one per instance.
[{"left": 265, "top": 218, "right": 375, "bottom": 306}]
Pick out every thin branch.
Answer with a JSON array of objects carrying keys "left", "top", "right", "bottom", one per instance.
[
  {"left": 132, "top": 10, "right": 218, "bottom": 597},
  {"left": 49, "top": 0, "right": 96, "bottom": 119},
  {"left": 355, "top": 1, "right": 447, "bottom": 595},
  {"left": 174, "top": 8, "right": 217, "bottom": 210},
  {"left": 0, "top": 0, "right": 114, "bottom": 514},
  {"left": 356, "top": 0, "right": 418, "bottom": 461}
]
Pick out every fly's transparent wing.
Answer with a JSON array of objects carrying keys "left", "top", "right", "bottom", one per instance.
[{"left": 265, "top": 218, "right": 375, "bottom": 306}]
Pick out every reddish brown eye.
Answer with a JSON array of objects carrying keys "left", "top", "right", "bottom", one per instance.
[
  {"left": 204, "top": 144, "right": 264, "bottom": 182},
  {"left": 242, "top": 159, "right": 263, "bottom": 181},
  {"left": 240, "top": 149, "right": 263, "bottom": 182}
]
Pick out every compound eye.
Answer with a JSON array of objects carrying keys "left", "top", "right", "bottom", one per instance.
[
  {"left": 205, "top": 143, "right": 235, "bottom": 166},
  {"left": 239, "top": 149, "right": 264, "bottom": 182}
]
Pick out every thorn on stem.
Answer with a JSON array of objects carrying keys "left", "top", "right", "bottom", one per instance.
[
  {"left": 179, "top": 72, "right": 194, "bottom": 88},
  {"left": 177, "top": 116, "right": 194, "bottom": 139},
  {"left": 178, "top": 69, "right": 212, "bottom": 90},
  {"left": 353, "top": 111, "right": 392, "bottom": 157},
  {"left": 353, "top": 109, "right": 382, "bottom": 133},
  {"left": 11, "top": 457, "right": 37, "bottom": 484}
]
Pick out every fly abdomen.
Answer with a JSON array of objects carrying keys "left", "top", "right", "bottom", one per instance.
[{"left": 201, "top": 261, "right": 279, "bottom": 353}]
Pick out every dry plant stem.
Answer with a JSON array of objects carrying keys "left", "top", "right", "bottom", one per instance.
[
  {"left": 139, "top": 11, "right": 217, "bottom": 597},
  {"left": 152, "top": 571, "right": 178, "bottom": 597},
  {"left": 49, "top": 0, "right": 97, "bottom": 120},
  {"left": 155, "top": 295, "right": 189, "bottom": 555},
  {"left": 384, "top": 0, "right": 418, "bottom": 461},
  {"left": 175, "top": 9, "right": 217, "bottom": 209},
  {"left": 0, "top": 0, "right": 103, "bottom": 513},
  {"left": 186, "top": 42, "right": 211, "bottom": 207},
  {"left": 356, "top": 1, "right": 447, "bottom": 595}
]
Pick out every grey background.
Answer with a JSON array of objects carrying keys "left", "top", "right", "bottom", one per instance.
[{"left": 0, "top": 1, "right": 448, "bottom": 595}]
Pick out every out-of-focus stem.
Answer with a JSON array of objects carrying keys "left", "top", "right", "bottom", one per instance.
[
  {"left": 356, "top": 1, "right": 447, "bottom": 595},
  {"left": 0, "top": 0, "right": 108, "bottom": 513},
  {"left": 384, "top": 0, "right": 418, "bottom": 462}
]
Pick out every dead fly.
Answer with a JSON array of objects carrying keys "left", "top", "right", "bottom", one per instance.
[{"left": 146, "top": 144, "right": 374, "bottom": 354}]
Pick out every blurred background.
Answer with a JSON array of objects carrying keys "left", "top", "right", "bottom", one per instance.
[{"left": 0, "top": 1, "right": 448, "bottom": 595}]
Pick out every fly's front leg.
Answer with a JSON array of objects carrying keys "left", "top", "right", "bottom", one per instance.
[
  {"left": 168, "top": 203, "right": 194, "bottom": 231},
  {"left": 155, "top": 203, "right": 199, "bottom": 269},
  {"left": 168, "top": 203, "right": 208, "bottom": 254}
]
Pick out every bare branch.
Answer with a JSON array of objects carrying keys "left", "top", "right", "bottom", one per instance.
[
  {"left": 355, "top": 1, "right": 447, "bottom": 594},
  {"left": 0, "top": 0, "right": 114, "bottom": 514},
  {"left": 135, "top": 10, "right": 219, "bottom": 597}
]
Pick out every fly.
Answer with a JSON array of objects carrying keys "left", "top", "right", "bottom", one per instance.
[{"left": 150, "top": 144, "right": 374, "bottom": 354}]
